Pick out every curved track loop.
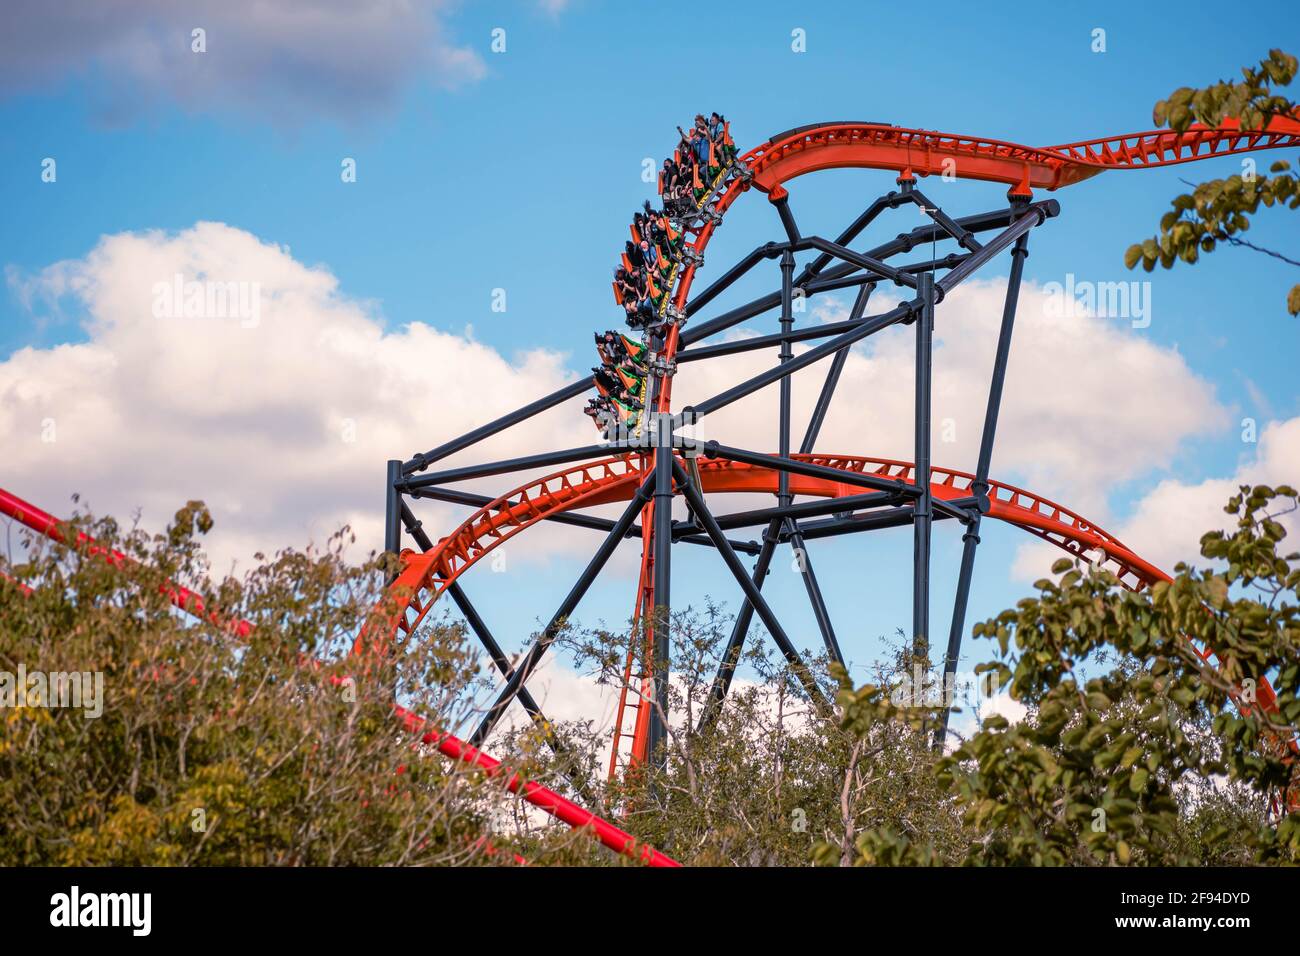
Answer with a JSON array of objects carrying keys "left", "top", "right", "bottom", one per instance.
[
  {"left": 617, "top": 113, "right": 1300, "bottom": 643},
  {"left": 654, "top": 113, "right": 1300, "bottom": 416},
  {"left": 395, "top": 453, "right": 1156, "bottom": 604},
  {"left": 389, "top": 450, "right": 1282, "bottom": 716},
  {"left": 610, "top": 115, "right": 1300, "bottom": 769}
]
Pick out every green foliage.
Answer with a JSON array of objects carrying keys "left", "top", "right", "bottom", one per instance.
[
  {"left": 1126, "top": 49, "right": 1300, "bottom": 315},
  {"left": 557, "top": 611, "right": 968, "bottom": 866},
  {"left": 4, "top": 487, "right": 1298, "bottom": 867},
  {"left": 0, "top": 502, "right": 530, "bottom": 865},
  {"left": 1152, "top": 49, "right": 1297, "bottom": 134}
]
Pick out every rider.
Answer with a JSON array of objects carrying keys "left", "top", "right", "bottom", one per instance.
[
  {"left": 679, "top": 116, "right": 709, "bottom": 168},
  {"left": 584, "top": 396, "right": 617, "bottom": 432},
  {"left": 709, "top": 111, "right": 737, "bottom": 165},
  {"left": 613, "top": 267, "right": 640, "bottom": 308},
  {"left": 596, "top": 330, "right": 650, "bottom": 371}
]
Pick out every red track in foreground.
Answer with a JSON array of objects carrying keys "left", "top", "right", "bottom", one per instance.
[{"left": 0, "top": 486, "right": 679, "bottom": 867}]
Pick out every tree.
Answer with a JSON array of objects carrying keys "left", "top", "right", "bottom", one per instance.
[
  {"left": 0, "top": 500, "right": 543, "bottom": 865},
  {"left": 381, "top": 484, "right": 1300, "bottom": 867},
  {"left": 1125, "top": 49, "right": 1300, "bottom": 315},
  {"left": 553, "top": 610, "right": 972, "bottom": 866},
  {"left": 835, "top": 485, "right": 1300, "bottom": 866}
]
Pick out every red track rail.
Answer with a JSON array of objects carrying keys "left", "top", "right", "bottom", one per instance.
[
  {"left": 652, "top": 112, "right": 1300, "bottom": 420},
  {"left": 0, "top": 487, "right": 251, "bottom": 638},
  {"left": 744, "top": 116, "right": 1300, "bottom": 196}
]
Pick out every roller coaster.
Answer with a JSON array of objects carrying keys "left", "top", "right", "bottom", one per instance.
[
  {"left": 5, "top": 112, "right": 1299, "bottom": 866},
  {"left": 387, "top": 113, "right": 1300, "bottom": 781}
]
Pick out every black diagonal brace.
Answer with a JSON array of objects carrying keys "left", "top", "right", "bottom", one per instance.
[
  {"left": 470, "top": 469, "right": 657, "bottom": 745},
  {"left": 672, "top": 459, "right": 830, "bottom": 716}
]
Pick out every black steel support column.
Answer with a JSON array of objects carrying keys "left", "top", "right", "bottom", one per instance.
[
  {"left": 785, "top": 280, "right": 877, "bottom": 669},
  {"left": 788, "top": 525, "right": 843, "bottom": 663},
  {"left": 777, "top": 242, "right": 844, "bottom": 665},
  {"left": 773, "top": 195, "right": 801, "bottom": 245},
  {"left": 470, "top": 470, "right": 656, "bottom": 746},
  {"left": 384, "top": 459, "right": 402, "bottom": 566},
  {"left": 937, "top": 230, "right": 1031, "bottom": 746},
  {"left": 912, "top": 273, "right": 934, "bottom": 662},
  {"left": 696, "top": 251, "right": 883, "bottom": 731},
  {"left": 777, "top": 248, "right": 795, "bottom": 518},
  {"left": 648, "top": 415, "right": 674, "bottom": 765}
]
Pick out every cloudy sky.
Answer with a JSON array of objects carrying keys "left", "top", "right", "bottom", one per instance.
[{"left": 1, "top": 1, "right": 1297, "bottom": 745}]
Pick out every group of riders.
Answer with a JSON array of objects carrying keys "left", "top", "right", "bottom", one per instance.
[{"left": 585, "top": 113, "right": 742, "bottom": 436}]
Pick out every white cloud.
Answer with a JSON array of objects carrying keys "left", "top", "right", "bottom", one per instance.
[
  {"left": 978, "top": 691, "right": 1029, "bottom": 726},
  {"left": 0, "top": 0, "right": 484, "bottom": 126},
  {"left": 1110, "top": 417, "right": 1300, "bottom": 575},
  {"left": 1011, "top": 416, "right": 1300, "bottom": 582},
  {"left": 1, "top": 222, "right": 597, "bottom": 573}
]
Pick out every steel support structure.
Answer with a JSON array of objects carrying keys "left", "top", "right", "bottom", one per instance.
[
  {"left": 469, "top": 471, "right": 657, "bottom": 746},
  {"left": 381, "top": 184, "right": 1054, "bottom": 777},
  {"left": 647, "top": 414, "right": 674, "bottom": 762},
  {"left": 913, "top": 270, "right": 934, "bottom": 662}
]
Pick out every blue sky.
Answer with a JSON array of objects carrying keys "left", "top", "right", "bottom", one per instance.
[{"left": 2, "top": 1, "right": 1298, "bottom": 736}]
